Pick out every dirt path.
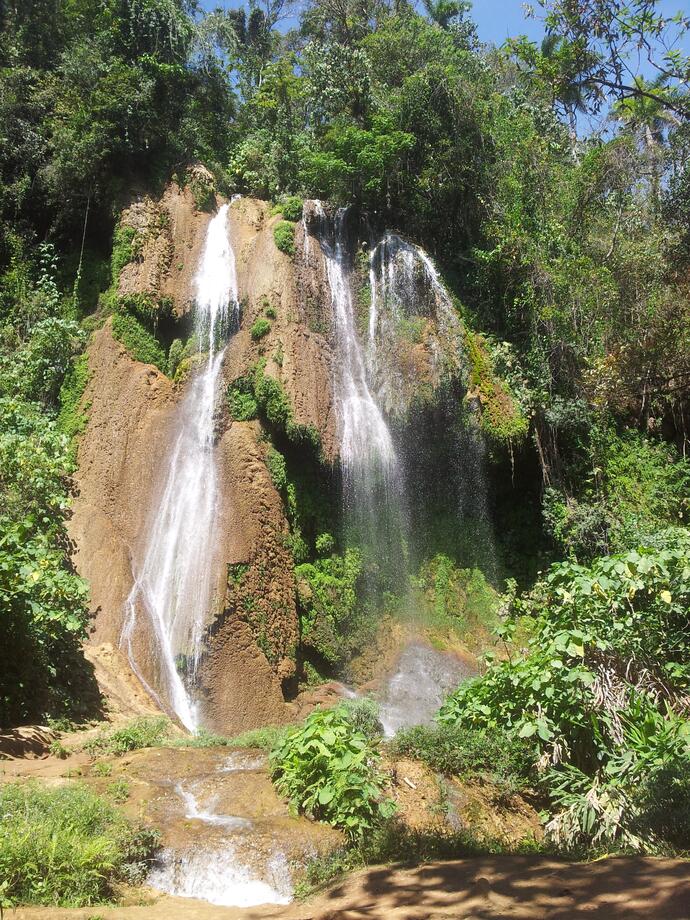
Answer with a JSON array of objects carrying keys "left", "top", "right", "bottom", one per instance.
[{"left": 10, "top": 855, "right": 690, "bottom": 920}]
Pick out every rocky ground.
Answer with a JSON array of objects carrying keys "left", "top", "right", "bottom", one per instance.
[{"left": 8, "top": 856, "right": 690, "bottom": 919}]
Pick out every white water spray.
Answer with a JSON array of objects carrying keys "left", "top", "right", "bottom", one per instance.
[{"left": 121, "top": 204, "right": 238, "bottom": 730}]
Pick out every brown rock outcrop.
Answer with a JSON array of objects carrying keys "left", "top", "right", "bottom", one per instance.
[{"left": 70, "top": 189, "right": 338, "bottom": 734}]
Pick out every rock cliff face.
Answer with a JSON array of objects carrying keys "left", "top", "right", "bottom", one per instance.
[
  {"left": 70, "top": 188, "right": 334, "bottom": 732},
  {"left": 69, "top": 182, "right": 473, "bottom": 733}
]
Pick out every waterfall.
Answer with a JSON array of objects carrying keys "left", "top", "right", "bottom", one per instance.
[
  {"left": 121, "top": 203, "right": 238, "bottom": 730},
  {"left": 313, "top": 204, "right": 396, "bottom": 492},
  {"left": 369, "top": 231, "right": 462, "bottom": 381}
]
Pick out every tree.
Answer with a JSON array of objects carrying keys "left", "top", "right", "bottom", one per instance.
[{"left": 530, "top": 0, "right": 690, "bottom": 120}]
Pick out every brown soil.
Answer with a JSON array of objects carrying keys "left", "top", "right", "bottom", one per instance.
[{"left": 11, "top": 856, "right": 690, "bottom": 919}]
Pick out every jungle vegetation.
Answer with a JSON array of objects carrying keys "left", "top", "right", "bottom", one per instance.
[{"left": 0, "top": 0, "right": 689, "bottom": 860}]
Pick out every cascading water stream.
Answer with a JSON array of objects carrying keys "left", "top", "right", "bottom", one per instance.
[
  {"left": 121, "top": 203, "right": 238, "bottom": 731},
  {"left": 315, "top": 204, "right": 397, "bottom": 491}
]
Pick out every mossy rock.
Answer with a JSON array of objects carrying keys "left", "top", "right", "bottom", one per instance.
[{"left": 465, "top": 331, "right": 528, "bottom": 444}]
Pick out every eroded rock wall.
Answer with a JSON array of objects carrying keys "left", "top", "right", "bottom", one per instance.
[{"left": 70, "top": 188, "right": 337, "bottom": 733}]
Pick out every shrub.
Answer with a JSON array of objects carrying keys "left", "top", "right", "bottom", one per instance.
[
  {"left": 0, "top": 783, "right": 159, "bottom": 907},
  {"left": 167, "top": 338, "right": 184, "bottom": 378},
  {"left": 389, "top": 723, "right": 532, "bottom": 788},
  {"left": 251, "top": 317, "right": 271, "bottom": 341},
  {"left": 111, "top": 312, "right": 167, "bottom": 372},
  {"left": 315, "top": 532, "right": 335, "bottom": 557},
  {"left": 187, "top": 171, "right": 216, "bottom": 212},
  {"left": 265, "top": 305, "right": 277, "bottom": 320},
  {"left": 227, "top": 375, "right": 259, "bottom": 421},
  {"left": 0, "top": 398, "right": 91, "bottom": 726},
  {"left": 110, "top": 225, "right": 136, "bottom": 286},
  {"left": 295, "top": 548, "right": 365, "bottom": 667},
  {"left": 273, "top": 220, "right": 295, "bottom": 256},
  {"left": 272, "top": 196, "right": 303, "bottom": 221},
  {"left": 266, "top": 446, "right": 288, "bottom": 491},
  {"left": 270, "top": 704, "right": 395, "bottom": 838},
  {"left": 83, "top": 718, "right": 170, "bottom": 757},
  {"left": 437, "top": 529, "right": 690, "bottom": 852}
]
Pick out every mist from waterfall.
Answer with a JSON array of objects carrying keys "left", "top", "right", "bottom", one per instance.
[
  {"left": 369, "top": 231, "right": 496, "bottom": 576},
  {"left": 310, "top": 203, "right": 408, "bottom": 582},
  {"left": 121, "top": 203, "right": 238, "bottom": 730}
]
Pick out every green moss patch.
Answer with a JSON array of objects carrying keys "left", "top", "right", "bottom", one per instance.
[{"left": 465, "top": 331, "right": 528, "bottom": 443}]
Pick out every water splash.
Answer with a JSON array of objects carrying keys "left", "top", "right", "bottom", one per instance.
[
  {"left": 175, "top": 783, "right": 252, "bottom": 830},
  {"left": 377, "top": 642, "right": 476, "bottom": 737},
  {"left": 149, "top": 782, "right": 292, "bottom": 908},
  {"left": 149, "top": 848, "right": 292, "bottom": 908},
  {"left": 368, "top": 232, "right": 463, "bottom": 415},
  {"left": 121, "top": 203, "right": 238, "bottom": 730}
]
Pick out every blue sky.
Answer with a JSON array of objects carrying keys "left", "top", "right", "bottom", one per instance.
[
  {"left": 198, "top": 0, "right": 690, "bottom": 89},
  {"left": 198, "top": 0, "right": 546, "bottom": 46}
]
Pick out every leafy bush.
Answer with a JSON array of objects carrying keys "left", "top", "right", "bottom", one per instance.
[
  {"left": 167, "top": 338, "right": 184, "bottom": 378},
  {"left": 415, "top": 556, "right": 499, "bottom": 635},
  {"left": 270, "top": 704, "right": 395, "bottom": 838},
  {"left": 111, "top": 312, "right": 167, "bottom": 372},
  {"left": 110, "top": 225, "right": 136, "bottom": 287},
  {"left": 266, "top": 445, "right": 288, "bottom": 491},
  {"left": 251, "top": 317, "right": 271, "bottom": 341},
  {"left": 295, "top": 548, "right": 366, "bottom": 667},
  {"left": 0, "top": 783, "right": 159, "bottom": 906},
  {"left": 389, "top": 723, "right": 532, "bottom": 788},
  {"left": 227, "top": 725, "right": 290, "bottom": 751},
  {"left": 0, "top": 397, "right": 91, "bottom": 726},
  {"left": 272, "top": 196, "right": 303, "bottom": 221},
  {"left": 227, "top": 375, "right": 258, "bottom": 421},
  {"left": 83, "top": 718, "right": 170, "bottom": 757},
  {"left": 187, "top": 171, "right": 216, "bottom": 212},
  {"left": 437, "top": 530, "right": 690, "bottom": 852},
  {"left": 273, "top": 220, "right": 296, "bottom": 256}
]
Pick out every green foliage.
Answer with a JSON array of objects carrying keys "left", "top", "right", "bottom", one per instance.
[
  {"left": 0, "top": 783, "right": 159, "bottom": 907},
  {"left": 295, "top": 548, "right": 366, "bottom": 668},
  {"left": 57, "top": 353, "right": 91, "bottom": 448},
  {"left": 543, "top": 427, "right": 690, "bottom": 561},
  {"left": 111, "top": 311, "right": 167, "bottom": 373},
  {"left": 272, "top": 196, "right": 303, "bottom": 221},
  {"left": 389, "top": 724, "right": 532, "bottom": 789},
  {"left": 438, "top": 530, "right": 690, "bottom": 852},
  {"left": 316, "top": 532, "right": 335, "bottom": 556},
  {"left": 273, "top": 220, "right": 296, "bottom": 256},
  {"left": 227, "top": 724, "right": 290, "bottom": 751},
  {"left": 465, "top": 332, "right": 528, "bottom": 444},
  {"left": 251, "top": 317, "right": 272, "bottom": 341},
  {"left": 110, "top": 226, "right": 136, "bottom": 287},
  {"left": 167, "top": 338, "right": 184, "bottom": 378},
  {"left": 107, "top": 780, "right": 131, "bottom": 805},
  {"left": 187, "top": 171, "right": 216, "bottom": 212},
  {"left": 270, "top": 704, "right": 395, "bottom": 838},
  {"left": 415, "top": 556, "right": 499, "bottom": 636},
  {"left": 227, "top": 375, "right": 259, "bottom": 421},
  {"left": 266, "top": 446, "right": 288, "bottom": 491},
  {"left": 0, "top": 397, "right": 91, "bottom": 726},
  {"left": 83, "top": 718, "right": 171, "bottom": 757}
]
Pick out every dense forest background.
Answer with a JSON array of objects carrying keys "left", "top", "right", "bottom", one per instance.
[{"left": 1, "top": 0, "right": 690, "bottom": 858}]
